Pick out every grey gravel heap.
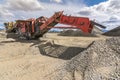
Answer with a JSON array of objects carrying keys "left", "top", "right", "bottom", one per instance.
[
  {"left": 52, "top": 37, "right": 120, "bottom": 80},
  {"left": 58, "top": 30, "right": 97, "bottom": 37},
  {"left": 103, "top": 26, "right": 120, "bottom": 36}
]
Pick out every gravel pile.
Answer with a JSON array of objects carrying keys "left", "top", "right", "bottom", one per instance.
[
  {"left": 103, "top": 26, "right": 120, "bottom": 36},
  {"left": 58, "top": 30, "right": 97, "bottom": 37},
  {"left": 51, "top": 37, "right": 120, "bottom": 80}
]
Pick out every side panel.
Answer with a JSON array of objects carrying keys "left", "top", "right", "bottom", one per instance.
[
  {"left": 16, "top": 22, "right": 26, "bottom": 33},
  {"left": 60, "top": 15, "right": 93, "bottom": 33}
]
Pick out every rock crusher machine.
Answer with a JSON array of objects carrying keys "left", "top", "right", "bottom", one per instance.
[{"left": 5, "top": 11, "right": 106, "bottom": 39}]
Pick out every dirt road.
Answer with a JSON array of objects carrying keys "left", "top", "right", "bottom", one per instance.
[{"left": 0, "top": 37, "right": 66, "bottom": 80}]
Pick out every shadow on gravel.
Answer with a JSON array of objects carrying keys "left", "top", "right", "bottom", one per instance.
[{"left": 38, "top": 44, "right": 86, "bottom": 60}]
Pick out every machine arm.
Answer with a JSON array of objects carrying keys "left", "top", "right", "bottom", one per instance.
[
  {"left": 39, "top": 11, "right": 106, "bottom": 37},
  {"left": 90, "top": 21, "right": 106, "bottom": 29},
  {"left": 58, "top": 14, "right": 93, "bottom": 33}
]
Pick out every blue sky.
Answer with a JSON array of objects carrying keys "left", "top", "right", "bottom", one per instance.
[
  {"left": 85, "top": 0, "right": 107, "bottom": 6},
  {"left": 0, "top": 0, "right": 120, "bottom": 30},
  {"left": 39, "top": 0, "right": 108, "bottom": 6}
]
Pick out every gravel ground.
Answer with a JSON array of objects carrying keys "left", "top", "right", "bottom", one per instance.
[{"left": 0, "top": 31, "right": 119, "bottom": 80}]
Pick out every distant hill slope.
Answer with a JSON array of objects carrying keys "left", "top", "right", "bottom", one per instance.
[
  {"left": 58, "top": 29, "right": 97, "bottom": 37},
  {"left": 103, "top": 26, "right": 120, "bottom": 36}
]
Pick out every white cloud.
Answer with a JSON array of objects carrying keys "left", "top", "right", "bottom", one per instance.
[
  {"left": 5, "top": 0, "right": 44, "bottom": 11},
  {"left": 0, "top": 0, "right": 44, "bottom": 25},
  {"left": 109, "top": 15, "right": 119, "bottom": 21},
  {"left": 1, "top": 0, "right": 120, "bottom": 30},
  {"left": 77, "top": 0, "right": 120, "bottom": 30},
  {"left": 0, "top": 5, "right": 14, "bottom": 18},
  {"left": 0, "top": 6, "right": 14, "bottom": 28},
  {"left": 0, "top": 9, "right": 14, "bottom": 18},
  {"left": 0, "top": 0, "right": 86, "bottom": 29},
  {"left": 0, "top": 5, "right": 14, "bottom": 24}
]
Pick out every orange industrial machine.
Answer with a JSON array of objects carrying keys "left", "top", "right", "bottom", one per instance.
[{"left": 5, "top": 11, "right": 106, "bottom": 39}]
